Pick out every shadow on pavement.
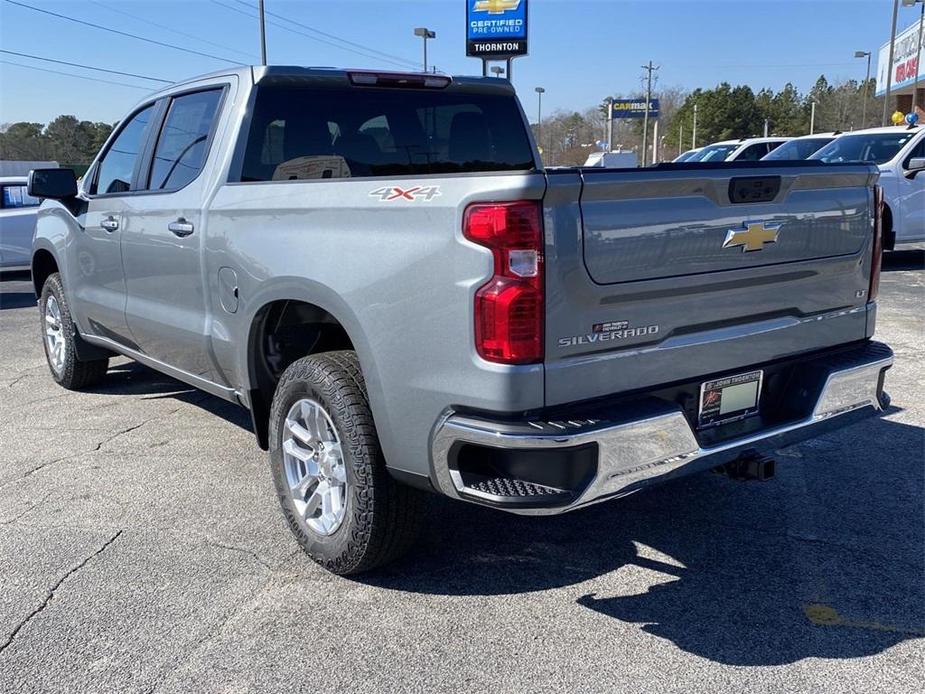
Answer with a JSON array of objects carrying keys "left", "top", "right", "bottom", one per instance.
[
  {"left": 882, "top": 248, "right": 924, "bottom": 272},
  {"left": 0, "top": 269, "right": 35, "bottom": 310},
  {"left": 365, "top": 414, "right": 924, "bottom": 666},
  {"left": 85, "top": 360, "right": 253, "bottom": 432},
  {"left": 0, "top": 292, "right": 37, "bottom": 310}
]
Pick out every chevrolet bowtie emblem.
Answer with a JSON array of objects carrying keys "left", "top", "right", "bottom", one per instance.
[
  {"left": 723, "top": 222, "right": 781, "bottom": 252},
  {"left": 473, "top": 0, "right": 521, "bottom": 13}
]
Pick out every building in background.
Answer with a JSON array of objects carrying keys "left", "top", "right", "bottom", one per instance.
[{"left": 877, "top": 17, "right": 925, "bottom": 114}]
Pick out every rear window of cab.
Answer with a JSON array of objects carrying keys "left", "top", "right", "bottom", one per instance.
[{"left": 233, "top": 84, "right": 536, "bottom": 182}]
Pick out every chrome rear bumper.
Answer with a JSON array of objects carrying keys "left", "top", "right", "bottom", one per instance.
[{"left": 430, "top": 341, "right": 893, "bottom": 515}]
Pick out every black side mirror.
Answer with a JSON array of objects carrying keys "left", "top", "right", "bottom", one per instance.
[
  {"left": 905, "top": 157, "right": 925, "bottom": 180},
  {"left": 28, "top": 168, "right": 78, "bottom": 200}
]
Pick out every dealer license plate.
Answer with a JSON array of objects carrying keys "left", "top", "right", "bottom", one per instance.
[{"left": 698, "top": 370, "right": 763, "bottom": 428}]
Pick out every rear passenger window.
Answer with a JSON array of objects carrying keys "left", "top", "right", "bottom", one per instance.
[
  {"left": 236, "top": 84, "right": 535, "bottom": 182},
  {"left": 93, "top": 104, "right": 155, "bottom": 195},
  {"left": 148, "top": 89, "right": 222, "bottom": 191}
]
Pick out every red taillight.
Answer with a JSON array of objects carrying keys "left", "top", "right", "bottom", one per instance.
[
  {"left": 463, "top": 201, "right": 543, "bottom": 364},
  {"left": 870, "top": 185, "right": 883, "bottom": 301}
]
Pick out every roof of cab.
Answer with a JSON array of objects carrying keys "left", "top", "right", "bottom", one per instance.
[{"left": 147, "top": 65, "right": 505, "bottom": 98}]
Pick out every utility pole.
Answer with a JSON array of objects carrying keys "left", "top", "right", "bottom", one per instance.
[
  {"left": 606, "top": 97, "right": 614, "bottom": 152},
  {"left": 810, "top": 100, "right": 816, "bottom": 134},
  {"left": 883, "top": 0, "right": 901, "bottom": 124},
  {"left": 258, "top": 0, "right": 267, "bottom": 65},
  {"left": 535, "top": 87, "right": 545, "bottom": 153},
  {"left": 763, "top": 118, "right": 769, "bottom": 137},
  {"left": 679, "top": 123, "right": 683, "bottom": 157},
  {"left": 692, "top": 103, "right": 698, "bottom": 148},
  {"left": 640, "top": 61, "right": 658, "bottom": 167}
]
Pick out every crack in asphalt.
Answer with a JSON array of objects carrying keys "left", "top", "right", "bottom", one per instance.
[
  {"left": 0, "top": 411, "right": 179, "bottom": 491},
  {"left": 207, "top": 540, "right": 277, "bottom": 573},
  {"left": 0, "top": 530, "right": 123, "bottom": 656},
  {"left": 5, "top": 373, "right": 31, "bottom": 389},
  {"left": 0, "top": 491, "right": 53, "bottom": 526}
]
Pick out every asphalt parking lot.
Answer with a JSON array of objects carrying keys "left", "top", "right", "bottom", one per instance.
[{"left": 0, "top": 252, "right": 923, "bottom": 694}]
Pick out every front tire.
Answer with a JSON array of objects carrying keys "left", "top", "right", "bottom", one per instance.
[
  {"left": 39, "top": 273, "right": 108, "bottom": 390},
  {"left": 268, "top": 351, "right": 425, "bottom": 575}
]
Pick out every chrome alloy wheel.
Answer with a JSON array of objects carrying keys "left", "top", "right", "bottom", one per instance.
[
  {"left": 282, "top": 399, "right": 348, "bottom": 536},
  {"left": 44, "top": 294, "right": 66, "bottom": 374}
]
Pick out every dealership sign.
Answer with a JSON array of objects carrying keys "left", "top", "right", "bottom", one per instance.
[
  {"left": 876, "top": 19, "right": 925, "bottom": 96},
  {"left": 610, "top": 99, "right": 660, "bottom": 119},
  {"left": 466, "top": 0, "right": 528, "bottom": 58}
]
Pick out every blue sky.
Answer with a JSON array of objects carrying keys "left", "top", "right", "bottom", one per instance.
[{"left": 0, "top": 0, "right": 917, "bottom": 125}]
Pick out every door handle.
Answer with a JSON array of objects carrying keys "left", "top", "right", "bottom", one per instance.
[
  {"left": 100, "top": 216, "right": 119, "bottom": 232},
  {"left": 168, "top": 219, "right": 194, "bottom": 237}
]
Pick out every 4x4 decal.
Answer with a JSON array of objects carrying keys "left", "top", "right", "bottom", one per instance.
[{"left": 369, "top": 186, "right": 442, "bottom": 202}]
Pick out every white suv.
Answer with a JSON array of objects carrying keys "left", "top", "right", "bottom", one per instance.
[
  {"left": 810, "top": 126, "right": 925, "bottom": 247},
  {"left": 691, "top": 137, "right": 790, "bottom": 162}
]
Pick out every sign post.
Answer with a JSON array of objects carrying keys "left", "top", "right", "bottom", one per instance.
[{"left": 466, "top": 0, "right": 529, "bottom": 78}]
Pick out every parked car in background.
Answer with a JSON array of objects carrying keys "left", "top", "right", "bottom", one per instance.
[
  {"left": 691, "top": 137, "right": 791, "bottom": 162},
  {"left": 584, "top": 150, "right": 639, "bottom": 168},
  {"left": 0, "top": 176, "right": 41, "bottom": 269},
  {"left": 761, "top": 133, "right": 840, "bottom": 161},
  {"left": 673, "top": 148, "right": 702, "bottom": 162},
  {"left": 810, "top": 126, "right": 925, "bottom": 248}
]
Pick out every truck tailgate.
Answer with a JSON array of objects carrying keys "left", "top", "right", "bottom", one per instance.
[{"left": 543, "top": 163, "right": 879, "bottom": 407}]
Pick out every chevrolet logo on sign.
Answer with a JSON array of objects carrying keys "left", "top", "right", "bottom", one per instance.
[
  {"left": 723, "top": 222, "right": 781, "bottom": 252},
  {"left": 473, "top": 0, "right": 521, "bottom": 13}
]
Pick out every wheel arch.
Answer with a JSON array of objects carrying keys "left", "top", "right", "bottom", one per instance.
[
  {"left": 240, "top": 284, "right": 381, "bottom": 451},
  {"left": 31, "top": 245, "right": 60, "bottom": 298}
]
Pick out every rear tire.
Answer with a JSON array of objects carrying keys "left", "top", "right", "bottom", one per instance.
[
  {"left": 39, "top": 273, "right": 108, "bottom": 390},
  {"left": 268, "top": 350, "right": 425, "bottom": 575}
]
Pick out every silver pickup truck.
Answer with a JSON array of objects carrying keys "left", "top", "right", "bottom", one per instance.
[{"left": 29, "top": 66, "right": 893, "bottom": 575}]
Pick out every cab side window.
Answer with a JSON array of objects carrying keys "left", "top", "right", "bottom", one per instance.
[
  {"left": 92, "top": 104, "right": 155, "bottom": 195},
  {"left": 148, "top": 89, "right": 223, "bottom": 191},
  {"left": 738, "top": 143, "right": 769, "bottom": 161},
  {"left": 903, "top": 137, "right": 925, "bottom": 169}
]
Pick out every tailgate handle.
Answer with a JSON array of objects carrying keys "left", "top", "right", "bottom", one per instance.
[{"left": 729, "top": 176, "right": 781, "bottom": 204}]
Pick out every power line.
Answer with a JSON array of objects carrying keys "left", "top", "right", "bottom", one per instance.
[
  {"left": 243, "top": 0, "right": 419, "bottom": 68},
  {"left": 210, "top": 0, "right": 418, "bottom": 70},
  {"left": 0, "top": 59, "right": 152, "bottom": 90},
  {"left": 0, "top": 49, "right": 173, "bottom": 83},
  {"left": 87, "top": 0, "right": 258, "bottom": 61},
  {"left": 3, "top": 0, "right": 243, "bottom": 65}
]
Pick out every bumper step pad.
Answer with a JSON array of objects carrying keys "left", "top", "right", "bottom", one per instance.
[{"left": 467, "top": 476, "right": 565, "bottom": 498}]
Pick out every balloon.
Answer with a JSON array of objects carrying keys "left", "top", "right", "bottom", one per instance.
[
  {"left": 891, "top": 111, "right": 906, "bottom": 125},
  {"left": 905, "top": 112, "right": 919, "bottom": 126}
]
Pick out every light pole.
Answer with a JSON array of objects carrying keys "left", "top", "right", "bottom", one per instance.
[
  {"left": 855, "top": 50, "right": 872, "bottom": 127},
  {"left": 883, "top": 0, "right": 901, "bottom": 124},
  {"left": 413, "top": 27, "right": 435, "bottom": 72},
  {"left": 535, "top": 87, "right": 545, "bottom": 153},
  {"left": 605, "top": 97, "right": 614, "bottom": 152},
  {"left": 810, "top": 100, "right": 817, "bottom": 134}
]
